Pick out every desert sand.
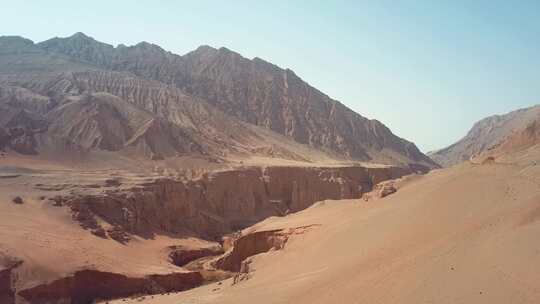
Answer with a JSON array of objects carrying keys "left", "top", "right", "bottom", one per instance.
[
  {"left": 0, "top": 149, "right": 417, "bottom": 303},
  {"left": 107, "top": 152, "right": 540, "bottom": 304}
]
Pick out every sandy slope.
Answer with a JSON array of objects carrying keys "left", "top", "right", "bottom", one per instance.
[
  {"left": 110, "top": 159, "right": 540, "bottom": 304},
  {"left": 0, "top": 150, "right": 416, "bottom": 302},
  {"left": 0, "top": 155, "right": 220, "bottom": 296},
  {"left": 0, "top": 189, "right": 213, "bottom": 292}
]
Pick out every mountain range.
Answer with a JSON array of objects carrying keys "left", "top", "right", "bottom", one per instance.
[{"left": 0, "top": 32, "right": 438, "bottom": 169}]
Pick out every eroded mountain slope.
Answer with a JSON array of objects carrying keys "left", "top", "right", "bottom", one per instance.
[
  {"left": 429, "top": 104, "right": 540, "bottom": 167},
  {"left": 31, "top": 32, "right": 437, "bottom": 167}
]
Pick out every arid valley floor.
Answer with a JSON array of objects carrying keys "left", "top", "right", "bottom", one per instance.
[
  {"left": 2, "top": 145, "right": 540, "bottom": 304},
  {"left": 110, "top": 152, "right": 540, "bottom": 304}
]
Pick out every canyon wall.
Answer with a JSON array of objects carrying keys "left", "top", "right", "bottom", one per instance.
[
  {"left": 0, "top": 267, "right": 15, "bottom": 304},
  {"left": 68, "top": 165, "right": 413, "bottom": 240},
  {"left": 0, "top": 258, "right": 22, "bottom": 304},
  {"left": 5, "top": 164, "right": 414, "bottom": 303},
  {"left": 18, "top": 270, "right": 203, "bottom": 304}
]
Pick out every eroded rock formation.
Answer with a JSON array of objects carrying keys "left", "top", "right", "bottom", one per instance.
[
  {"left": 215, "top": 229, "right": 287, "bottom": 272},
  {"left": 18, "top": 269, "right": 203, "bottom": 304},
  {"left": 0, "top": 256, "right": 22, "bottom": 304},
  {"left": 0, "top": 33, "right": 438, "bottom": 168},
  {"left": 169, "top": 245, "right": 224, "bottom": 267},
  {"left": 64, "top": 165, "right": 413, "bottom": 239}
]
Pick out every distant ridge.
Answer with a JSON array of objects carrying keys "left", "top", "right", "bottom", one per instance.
[{"left": 429, "top": 104, "right": 540, "bottom": 167}]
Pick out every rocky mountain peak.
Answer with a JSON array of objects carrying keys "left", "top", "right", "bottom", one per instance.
[
  {"left": 37, "top": 32, "right": 115, "bottom": 66},
  {"left": 70, "top": 32, "right": 92, "bottom": 40},
  {"left": 50, "top": 32, "right": 111, "bottom": 49},
  {"left": 194, "top": 45, "right": 217, "bottom": 52},
  {"left": 133, "top": 41, "right": 165, "bottom": 52}
]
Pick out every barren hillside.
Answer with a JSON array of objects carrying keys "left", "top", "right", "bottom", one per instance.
[
  {"left": 0, "top": 32, "right": 438, "bottom": 168},
  {"left": 429, "top": 105, "right": 540, "bottom": 167}
]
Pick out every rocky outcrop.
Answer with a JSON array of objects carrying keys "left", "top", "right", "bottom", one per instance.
[
  {"left": 0, "top": 86, "right": 50, "bottom": 154},
  {"left": 215, "top": 225, "right": 317, "bottom": 273},
  {"left": 11, "top": 196, "right": 23, "bottom": 204},
  {"left": 0, "top": 109, "right": 47, "bottom": 155},
  {"left": 64, "top": 165, "right": 413, "bottom": 240},
  {"left": 215, "top": 229, "right": 288, "bottom": 272},
  {"left": 18, "top": 269, "right": 203, "bottom": 304},
  {"left": 0, "top": 267, "right": 14, "bottom": 304},
  {"left": 168, "top": 245, "right": 224, "bottom": 267},
  {"left": 377, "top": 183, "right": 397, "bottom": 198},
  {"left": 0, "top": 256, "right": 22, "bottom": 304}
]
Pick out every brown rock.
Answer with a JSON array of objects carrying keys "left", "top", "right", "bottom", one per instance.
[
  {"left": 150, "top": 152, "right": 164, "bottom": 161},
  {"left": 0, "top": 257, "right": 23, "bottom": 304},
  {"left": 9, "top": 134, "right": 38, "bottom": 155},
  {"left": 50, "top": 195, "right": 64, "bottom": 206},
  {"left": 107, "top": 226, "right": 131, "bottom": 243},
  {"left": 91, "top": 227, "right": 107, "bottom": 239},
  {"left": 168, "top": 245, "right": 223, "bottom": 267},
  {"left": 105, "top": 178, "right": 121, "bottom": 187},
  {"left": 216, "top": 225, "right": 317, "bottom": 273},
  {"left": 18, "top": 269, "right": 203, "bottom": 304},
  {"left": 378, "top": 184, "right": 397, "bottom": 198},
  {"left": 11, "top": 196, "right": 23, "bottom": 204},
  {"left": 215, "top": 229, "right": 288, "bottom": 272},
  {"left": 481, "top": 156, "right": 496, "bottom": 165}
]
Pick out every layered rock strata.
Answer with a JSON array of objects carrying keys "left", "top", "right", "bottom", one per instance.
[{"left": 65, "top": 165, "right": 413, "bottom": 239}]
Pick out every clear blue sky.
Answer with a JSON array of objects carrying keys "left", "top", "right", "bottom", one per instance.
[{"left": 2, "top": 1, "right": 540, "bottom": 152}]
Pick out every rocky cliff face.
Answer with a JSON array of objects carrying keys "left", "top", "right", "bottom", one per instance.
[
  {"left": 18, "top": 269, "right": 203, "bottom": 304},
  {"left": 0, "top": 256, "right": 22, "bottom": 304},
  {"left": 0, "top": 32, "right": 439, "bottom": 168},
  {"left": 429, "top": 105, "right": 540, "bottom": 167},
  {"left": 64, "top": 165, "right": 412, "bottom": 240},
  {"left": 0, "top": 267, "right": 15, "bottom": 303},
  {"left": 215, "top": 228, "right": 290, "bottom": 272}
]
